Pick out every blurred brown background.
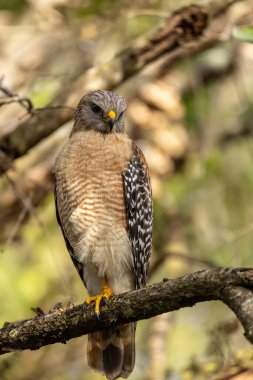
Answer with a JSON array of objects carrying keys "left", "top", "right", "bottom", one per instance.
[{"left": 0, "top": 0, "right": 253, "bottom": 379}]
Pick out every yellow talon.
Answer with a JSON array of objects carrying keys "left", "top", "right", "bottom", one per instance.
[{"left": 85, "top": 279, "right": 113, "bottom": 316}]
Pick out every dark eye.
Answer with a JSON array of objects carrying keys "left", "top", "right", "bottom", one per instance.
[
  {"left": 118, "top": 111, "right": 124, "bottom": 119},
  {"left": 90, "top": 103, "right": 102, "bottom": 114}
]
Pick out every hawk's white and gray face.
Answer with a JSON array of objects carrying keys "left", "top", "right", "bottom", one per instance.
[{"left": 74, "top": 90, "right": 127, "bottom": 133}]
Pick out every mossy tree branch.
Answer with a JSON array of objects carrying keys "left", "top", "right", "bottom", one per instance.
[{"left": 1, "top": 268, "right": 253, "bottom": 355}]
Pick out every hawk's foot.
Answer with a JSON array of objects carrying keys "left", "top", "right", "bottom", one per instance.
[{"left": 85, "top": 279, "right": 113, "bottom": 317}]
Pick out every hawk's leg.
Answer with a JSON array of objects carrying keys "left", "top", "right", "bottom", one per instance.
[{"left": 85, "top": 278, "right": 113, "bottom": 317}]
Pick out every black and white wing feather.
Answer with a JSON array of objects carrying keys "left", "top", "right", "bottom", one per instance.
[{"left": 123, "top": 143, "right": 152, "bottom": 289}]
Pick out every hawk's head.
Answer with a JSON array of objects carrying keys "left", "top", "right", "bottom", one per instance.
[{"left": 74, "top": 90, "right": 127, "bottom": 133}]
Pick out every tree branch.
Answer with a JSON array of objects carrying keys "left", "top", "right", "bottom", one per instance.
[
  {"left": 0, "top": 0, "right": 244, "bottom": 173},
  {"left": 1, "top": 268, "right": 253, "bottom": 355}
]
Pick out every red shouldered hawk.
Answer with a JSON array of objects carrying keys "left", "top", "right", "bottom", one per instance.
[{"left": 54, "top": 90, "right": 152, "bottom": 380}]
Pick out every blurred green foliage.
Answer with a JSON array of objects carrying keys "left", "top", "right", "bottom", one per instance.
[
  {"left": 30, "top": 77, "right": 62, "bottom": 108},
  {"left": 0, "top": 0, "right": 27, "bottom": 12},
  {"left": 233, "top": 25, "right": 253, "bottom": 43}
]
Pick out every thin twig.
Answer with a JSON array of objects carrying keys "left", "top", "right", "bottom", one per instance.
[
  {"left": 5, "top": 173, "right": 44, "bottom": 228},
  {"left": 149, "top": 250, "right": 215, "bottom": 276},
  {"left": 0, "top": 80, "right": 33, "bottom": 114}
]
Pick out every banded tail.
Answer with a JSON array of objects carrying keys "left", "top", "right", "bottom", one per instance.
[{"left": 87, "top": 323, "right": 136, "bottom": 380}]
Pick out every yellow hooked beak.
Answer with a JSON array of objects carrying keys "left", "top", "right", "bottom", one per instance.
[{"left": 107, "top": 110, "right": 116, "bottom": 130}]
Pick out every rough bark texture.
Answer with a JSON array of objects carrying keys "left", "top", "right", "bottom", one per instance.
[
  {"left": 0, "top": 0, "right": 243, "bottom": 173},
  {"left": 1, "top": 268, "right": 253, "bottom": 355}
]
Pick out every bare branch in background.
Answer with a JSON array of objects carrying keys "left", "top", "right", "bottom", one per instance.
[
  {"left": 0, "top": 0, "right": 244, "bottom": 174},
  {"left": 0, "top": 79, "right": 74, "bottom": 117},
  {"left": 1, "top": 268, "right": 253, "bottom": 355},
  {"left": 0, "top": 77, "right": 33, "bottom": 114},
  {"left": 149, "top": 250, "right": 216, "bottom": 277}
]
